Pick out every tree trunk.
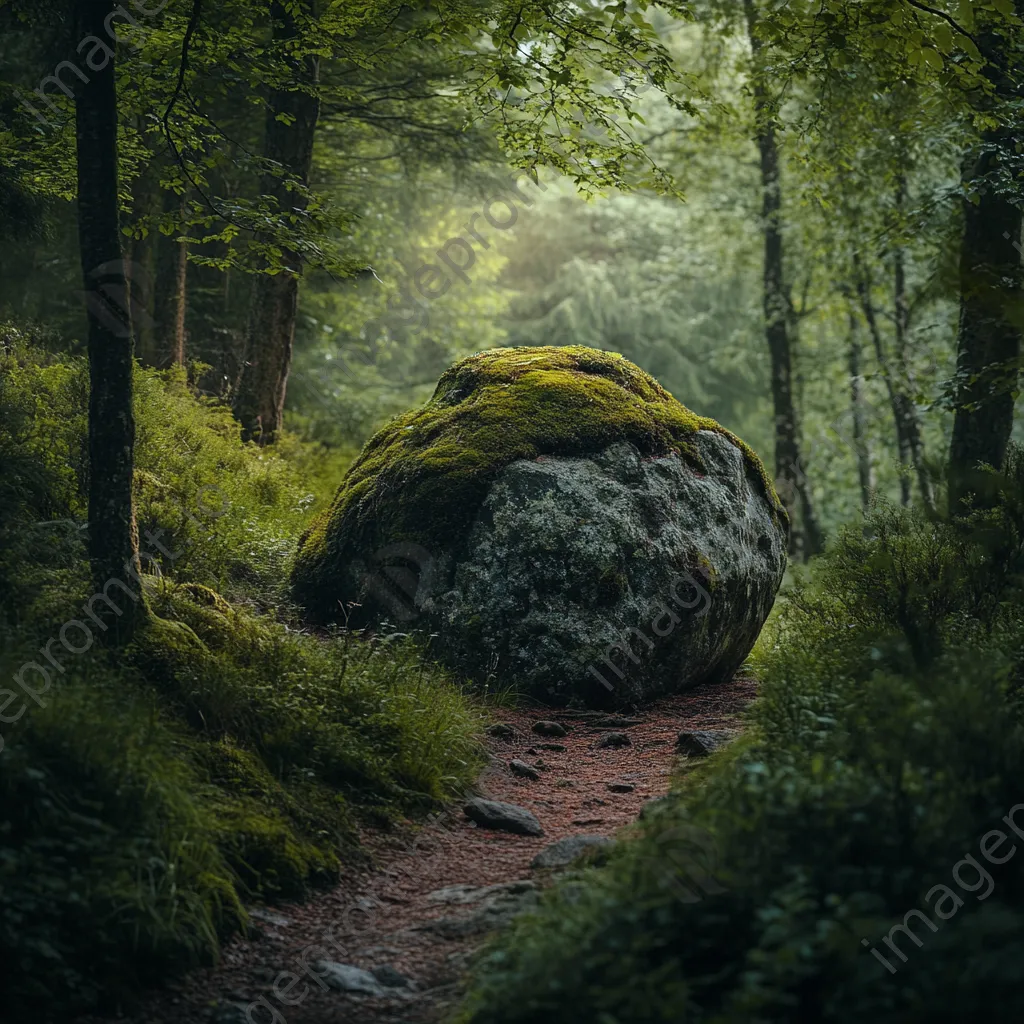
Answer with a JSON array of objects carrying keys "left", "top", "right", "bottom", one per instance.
[
  {"left": 853, "top": 254, "right": 931, "bottom": 511},
  {"left": 129, "top": 169, "right": 157, "bottom": 366},
  {"left": 744, "top": 0, "right": 821, "bottom": 560},
  {"left": 847, "top": 307, "right": 874, "bottom": 511},
  {"left": 233, "top": 0, "right": 320, "bottom": 444},
  {"left": 948, "top": 128, "right": 1023, "bottom": 511},
  {"left": 152, "top": 189, "right": 188, "bottom": 367},
  {"left": 75, "top": 0, "right": 142, "bottom": 642},
  {"left": 892, "top": 175, "right": 936, "bottom": 515}
]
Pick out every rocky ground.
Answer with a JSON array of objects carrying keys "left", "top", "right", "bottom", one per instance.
[{"left": 80, "top": 674, "right": 756, "bottom": 1024}]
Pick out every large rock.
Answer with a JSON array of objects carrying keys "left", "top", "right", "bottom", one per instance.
[{"left": 292, "top": 346, "right": 787, "bottom": 707}]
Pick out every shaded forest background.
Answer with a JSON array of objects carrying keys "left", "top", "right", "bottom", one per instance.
[
  {"left": 3, "top": 1, "right": 1024, "bottom": 1022},
  {"left": 4, "top": 0, "right": 1020, "bottom": 548}
]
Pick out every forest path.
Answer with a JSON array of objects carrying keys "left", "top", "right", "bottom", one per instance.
[{"left": 91, "top": 675, "right": 756, "bottom": 1024}]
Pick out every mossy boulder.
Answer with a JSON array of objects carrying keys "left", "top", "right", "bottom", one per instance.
[{"left": 292, "top": 346, "right": 787, "bottom": 706}]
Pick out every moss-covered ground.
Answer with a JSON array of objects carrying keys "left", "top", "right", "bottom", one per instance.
[{"left": 0, "top": 333, "right": 485, "bottom": 1022}]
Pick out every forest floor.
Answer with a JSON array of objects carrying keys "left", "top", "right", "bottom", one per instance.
[{"left": 83, "top": 674, "right": 757, "bottom": 1024}]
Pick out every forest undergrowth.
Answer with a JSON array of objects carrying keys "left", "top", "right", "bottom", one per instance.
[{"left": 0, "top": 331, "right": 486, "bottom": 1022}]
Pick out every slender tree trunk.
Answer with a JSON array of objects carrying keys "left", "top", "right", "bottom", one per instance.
[
  {"left": 129, "top": 169, "right": 157, "bottom": 366},
  {"left": 152, "top": 189, "right": 188, "bottom": 368},
  {"left": 892, "top": 175, "right": 936, "bottom": 515},
  {"left": 233, "top": 0, "right": 320, "bottom": 444},
  {"left": 75, "top": 0, "right": 142, "bottom": 642},
  {"left": 744, "top": 0, "right": 821, "bottom": 560},
  {"left": 948, "top": 128, "right": 1023, "bottom": 511},
  {"left": 847, "top": 307, "right": 874, "bottom": 511},
  {"left": 853, "top": 255, "right": 923, "bottom": 509}
]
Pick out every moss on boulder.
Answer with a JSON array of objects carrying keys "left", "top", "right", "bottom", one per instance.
[{"left": 293, "top": 346, "right": 784, "bottom": 623}]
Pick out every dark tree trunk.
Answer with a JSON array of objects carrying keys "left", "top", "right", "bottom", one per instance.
[
  {"left": 153, "top": 189, "right": 188, "bottom": 367},
  {"left": 75, "top": 0, "right": 142, "bottom": 642},
  {"left": 847, "top": 307, "right": 874, "bottom": 512},
  {"left": 744, "top": 0, "right": 821, "bottom": 560},
  {"left": 233, "top": 0, "right": 320, "bottom": 444},
  {"left": 948, "top": 129, "right": 1023, "bottom": 511},
  {"left": 893, "top": 176, "right": 935, "bottom": 515}
]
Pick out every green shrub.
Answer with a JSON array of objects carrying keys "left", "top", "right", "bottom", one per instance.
[{"left": 0, "top": 334, "right": 351, "bottom": 613}]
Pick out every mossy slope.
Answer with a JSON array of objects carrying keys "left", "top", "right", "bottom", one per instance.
[
  {"left": 293, "top": 346, "right": 784, "bottom": 621},
  {"left": 0, "top": 336, "right": 485, "bottom": 1021}
]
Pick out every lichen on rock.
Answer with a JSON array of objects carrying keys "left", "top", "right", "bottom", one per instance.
[
  {"left": 293, "top": 346, "right": 783, "bottom": 613},
  {"left": 292, "top": 345, "right": 787, "bottom": 706}
]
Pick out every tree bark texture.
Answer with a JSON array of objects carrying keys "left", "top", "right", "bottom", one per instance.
[
  {"left": 948, "top": 129, "right": 1023, "bottom": 511},
  {"left": 75, "top": 0, "right": 142, "bottom": 641},
  {"left": 233, "top": 0, "right": 320, "bottom": 444},
  {"left": 153, "top": 188, "right": 188, "bottom": 367},
  {"left": 744, "top": 0, "right": 821, "bottom": 560},
  {"left": 847, "top": 308, "right": 874, "bottom": 512}
]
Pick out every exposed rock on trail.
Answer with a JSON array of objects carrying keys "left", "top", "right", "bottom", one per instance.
[
  {"left": 291, "top": 346, "right": 786, "bottom": 707},
  {"left": 676, "top": 729, "right": 740, "bottom": 757},
  {"left": 531, "top": 835, "right": 614, "bottom": 870},
  {"left": 463, "top": 798, "right": 544, "bottom": 836},
  {"left": 531, "top": 720, "right": 569, "bottom": 737},
  {"left": 594, "top": 731, "right": 632, "bottom": 749}
]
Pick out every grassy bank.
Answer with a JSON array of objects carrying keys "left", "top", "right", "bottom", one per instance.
[{"left": 0, "top": 330, "right": 485, "bottom": 1021}]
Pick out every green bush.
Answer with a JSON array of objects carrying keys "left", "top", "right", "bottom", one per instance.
[
  {"left": 0, "top": 331, "right": 353, "bottom": 614},
  {"left": 458, "top": 470, "right": 1024, "bottom": 1024}
]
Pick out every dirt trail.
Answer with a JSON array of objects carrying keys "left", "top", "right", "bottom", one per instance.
[{"left": 87, "top": 675, "right": 756, "bottom": 1024}]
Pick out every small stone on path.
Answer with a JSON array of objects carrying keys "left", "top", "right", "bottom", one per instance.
[
  {"left": 593, "top": 731, "right": 631, "bottom": 749},
  {"left": 248, "top": 907, "right": 291, "bottom": 928},
  {"left": 509, "top": 758, "right": 541, "bottom": 780},
  {"left": 532, "top": 720, "right": 568, "bottom": 737},
  {"left": 314, "top": 961, "right": 388, "bottom": 996},
  {"left": 464, "top": 797, "right": 544, "bottom": 836},
  {"left": 531, "top": 835, "right": 613, "bottom": 869},
  {"left": 487, "top": 722, "right": 519, "bottom": 740},
  {"left": 607, "top": 781, "right": 635, "bottom": 793},
  {"left": 675, "top": 730, "right": 737, "bottom": 757}
]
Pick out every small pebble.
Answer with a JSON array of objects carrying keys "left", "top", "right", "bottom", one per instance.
[
  {"left": 532, "top": 720, "right": 569, "bottom": 737},
  {"left": 510, "top": 758, "right": 541, "bottom": 780},
  {"left": 593, "top": 731, "right": 631, "bottom": 749},
  {"left": 487, "top": 723, "right": 519, "bottom": 740}
]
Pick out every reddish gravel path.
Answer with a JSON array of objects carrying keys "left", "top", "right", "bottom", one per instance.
[{"left": 83, "top": 674, "right": 756, "bottom": 1024}]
